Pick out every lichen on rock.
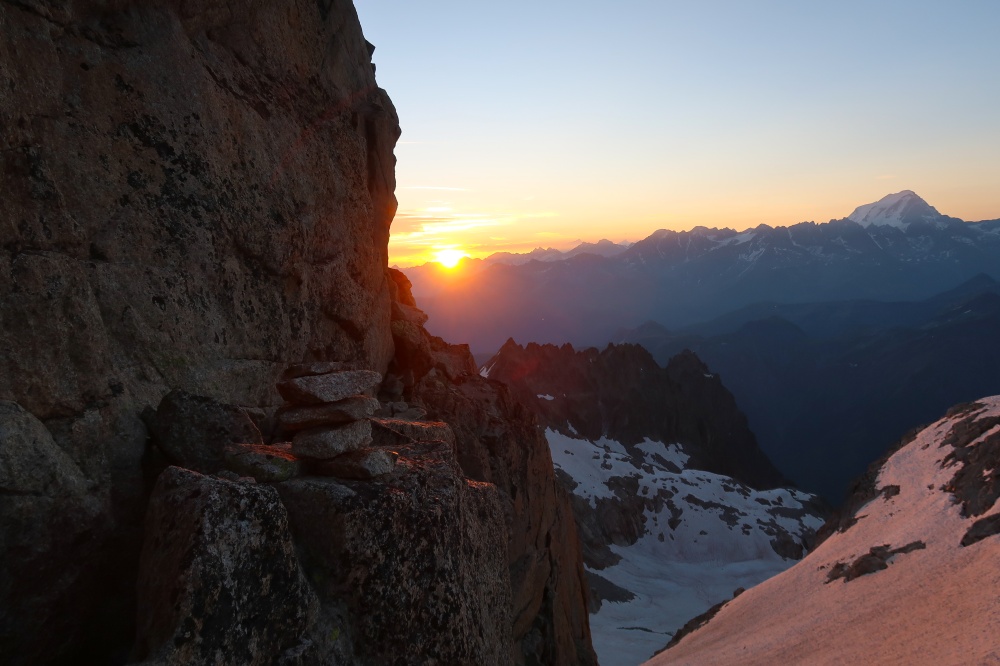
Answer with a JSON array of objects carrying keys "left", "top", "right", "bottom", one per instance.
[
  {"left": 1, "top": 0, "right": 400, "bottom": 659},
  {"left": 132, "top": 467, "right": 316, "bottom": 665}
]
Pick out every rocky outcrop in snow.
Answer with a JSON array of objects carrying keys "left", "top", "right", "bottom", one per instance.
[
  {"left": 483, "top": 341, "right": 825, "bottom": 666},
  {"left": 847, "top": 190, "right": 945, "bottom": 229},
  {"left": 653, "top": 397, "right": 1000, "bottom": 665},
  {"left": 484, "top": 340, "right": 787, "bottom": 489}
]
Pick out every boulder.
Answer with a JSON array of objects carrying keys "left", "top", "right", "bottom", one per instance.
[
  {"left": 277, "top": 436, "right": 513, "bottom": 665},
  {"left": 395, "top": 332, "right": 599, "bottom": 665},
  {"left": 132, "top": 467, "right": 315, "bottom": 665},
  {"left": 371, "top": 417, "right": 456, "bottom": 448},
  {"left": 147, "top": 390, "right": 263, "bottom": 473},
  {"left": 277, "top": 396, "right": 380, "bottom": 430},
  {"left": 223, "top": 443, "right": 301, "bottom": 482},
  {"left": 281, "top": 362, "right": 354, "bottom": 380},
  {"left": 311, "top": 448, "right": 398, "bottom": 479},
  {"left": 291, "top": 420, "right": 372, "bottom": 459},
  {"left": 391, "top": 301, "right": 429, "bottom": 325},
  {"left": 431, "top": 344, "right": 479, "bottom": 380},
  {"left": 0, "top": 401, "right": 108, "bottom": 664},
  {"left": 277, "top": 371, "right": 382, "bottom": 406}
]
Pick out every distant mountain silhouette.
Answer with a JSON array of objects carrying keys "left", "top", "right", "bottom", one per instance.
[
  {"left": 404, "top": 191, "right": 1000, "bottom": 354},
  {"left": 616, "top": 274, "right": 1000, "bottom": 502},
  {"left": 480, "top": 238, "right": 629, "bottom": 266}
]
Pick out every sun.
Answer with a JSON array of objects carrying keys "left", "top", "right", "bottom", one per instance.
[{"left": 434, "top": 248, "right": 468, "bottom": 269}]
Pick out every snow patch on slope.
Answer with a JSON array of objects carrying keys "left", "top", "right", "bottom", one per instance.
[
  {"left": 545, "top": 429, "right": 824, "bottom": 666},
  {"left": 653, "top": 396, "right": 1000, "bottom": 666},
  {"left": 847, "top": 190, "right": 943, "bottom": 229}
]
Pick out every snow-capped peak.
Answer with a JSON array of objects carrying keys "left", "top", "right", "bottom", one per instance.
[{"left": 847, "top": 190, "right": 943, "bottom": 229}]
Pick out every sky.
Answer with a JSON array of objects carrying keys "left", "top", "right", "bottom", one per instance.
[{"left": 354, "top": 1, "right": 1000, "bottom": 267}]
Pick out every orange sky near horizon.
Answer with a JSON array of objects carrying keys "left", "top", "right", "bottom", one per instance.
[
  {"left": 388, "top": 184, "right": 1000, "bottom": 268},
  {"left": 358, "top": 2, "right": 1000, "bottom": 269}
]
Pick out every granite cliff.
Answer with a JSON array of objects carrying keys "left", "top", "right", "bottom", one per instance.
[{"left": 0, "top": 1, "right": 594, "bottom": 663}]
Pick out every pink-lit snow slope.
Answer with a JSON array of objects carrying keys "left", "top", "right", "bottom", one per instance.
[{"left": 650, "top": 396, "right": 1000, "bottom": 666}]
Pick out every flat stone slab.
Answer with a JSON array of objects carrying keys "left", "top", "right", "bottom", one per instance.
[
  {"left": 371, "top": 418, "right": 455, "bottom": 447},
  {"left": 277, "top": 370, "right": 381, "bottom": 405},
  {"left": 395, "top": 406, "right": 428, "bottom": 421},
  {"left": 148, "top": 390, "right": 263, "bottom": 473},
  {"left": 292, "top": 420, "right": 372, "bottom": 459},
  {"left": 281, "top": 361, "right": 353, "bottom": 381},
  {"left": 391, "top": 301, "right": 429, "bottom": 326},
  {"left": 277, "top": 396, "right": 380, "bottom": 431},
  {"left": 223, "top": 443, "right": 301, "bottom": 482},
  {"left": 312, "top": 448, "right": 398, "bottom": 480}
]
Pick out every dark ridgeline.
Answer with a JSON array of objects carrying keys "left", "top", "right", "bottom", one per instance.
[
  {"left": 616, "top": 274, "right": 1000, "bottom": 502},
  {"left": 484, "top": 339, "right": 787, "bottom": 491}
]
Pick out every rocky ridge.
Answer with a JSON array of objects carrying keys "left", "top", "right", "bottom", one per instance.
[
  {"left": 385, "top": 270, "right": 598, "bottom": 665},
  {"left": 0, "top": 2, "right": 596, "bottom": 664},
  {"left": 482, "top": 340, "right": 787, "bottom": 489}
]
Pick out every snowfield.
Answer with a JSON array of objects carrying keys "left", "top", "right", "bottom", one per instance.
[
  {"left": 545, "top": 429, "right": 824, "bottom": 666},
  {"left": 651, "top": 396, "right": 1000, "bottom": 666}
]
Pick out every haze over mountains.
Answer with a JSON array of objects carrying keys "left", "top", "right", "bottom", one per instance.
[
  {"left": 405, "top": 191, "right": 1000, "bottom": 353},
  {"left": 617, "top": 274, "right": 1000, "bottom": 502},
  {"left": 481, "top": 239, "right": 631, "bottom": 267},
  {"left": 406, "top": 191, "right": 1000, "bottom": 500}
]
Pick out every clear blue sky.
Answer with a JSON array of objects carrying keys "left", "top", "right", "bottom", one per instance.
[{"left": 354, "top": 1, "right": 1000, "bottom": 265}]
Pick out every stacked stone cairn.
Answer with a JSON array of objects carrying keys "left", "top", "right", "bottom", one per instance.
[{"left": 274, "top": 362, "right": 398, "bottom": 480}]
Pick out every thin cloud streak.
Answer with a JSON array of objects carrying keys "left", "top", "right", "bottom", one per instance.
[
  {"left": 403, "top": 186, "right": 470, "bottom": 191},
  {"left": 388, "top": 206, "right": 565, "bottom": 265}
]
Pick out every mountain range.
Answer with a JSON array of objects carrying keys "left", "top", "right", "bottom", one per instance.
[
  {"left": 405, "top": 191, "right": 1000, "bottom": 354},
  {"left": 480, "top": 239, "right": 631, "bottom": 266},
  {"left": 616, "top": 274, "right": 1000, "bottom": 502}
]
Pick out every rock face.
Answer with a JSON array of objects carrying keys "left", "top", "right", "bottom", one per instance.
[
  {"left": 132, "top": 467, "right": 315, "bottom": 665},
  {"left": 386, "top": 272, "right": 598, "bottom": 666},
  {"left": 652, "top": 396, "right": 1000, "bottom": 666},
  {"left": 1, "top": 2, "right": 599, "bottom": 664},
  {"left": 0, "top": 0, "right": 398, "bottom": 660},
  {"left": 278, "top": 431, "right": 513, "bottom": 666},
  {"left": 0, "top": 401, "right": 110, "bottom": 661}
]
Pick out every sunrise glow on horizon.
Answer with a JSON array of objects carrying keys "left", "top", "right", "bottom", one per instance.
[{"left": 358, "top": 1, "right": 1000, "bottom": 268}]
